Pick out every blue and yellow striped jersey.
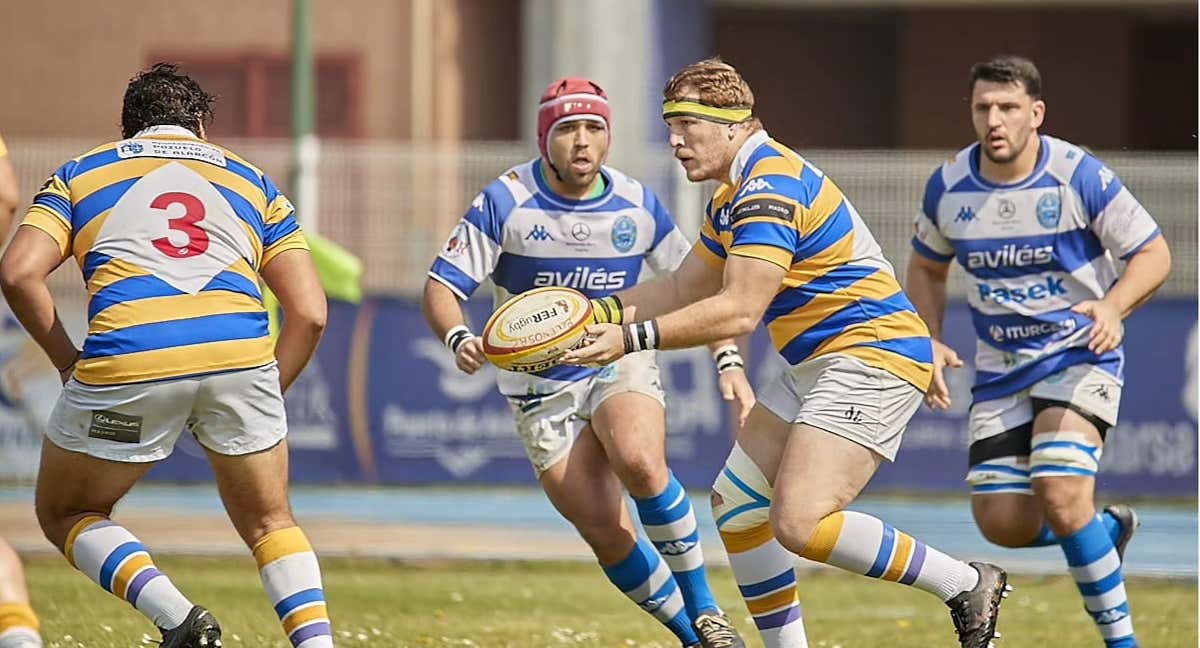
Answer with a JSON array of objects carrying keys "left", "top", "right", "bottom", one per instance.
[
  {"left": 22, "top": 125, "right": 308, "bottom": 385},
  {"left": 695, "top": 131, "right": 932, "bottom": 390}
]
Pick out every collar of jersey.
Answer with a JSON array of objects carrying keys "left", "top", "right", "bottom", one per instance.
[
  {"left": 728, "top": 130, "right": 772, "bottom": 186},
  {"left": 132, "top": 125, "right": 200, "bottom": 139},
  {"left": 968, "top": 134, "right": 1050, "bottom": 191},
  {"left": 532, "top": 158, "right": 614, "bottom": 210}
]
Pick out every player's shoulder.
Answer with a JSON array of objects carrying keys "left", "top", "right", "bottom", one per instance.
[
  {"left": 600, "top": 165, "right": 655, "bottom": 209},
  {"left": 935, "top": 143, "right": 976, "bottom": 187},
  {"left": 474, "top": 159, "right": 536, "bottom": 218},
  {"left": 1040, "top": 134, "right": 1107, "bottom": 186}
]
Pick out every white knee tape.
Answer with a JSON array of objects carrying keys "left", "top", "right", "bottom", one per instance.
[
  {"left": 711, "top": 443, "right": 773, "bottom": 532},
  {"left": 966, "top": 455, "right": 1033, "bottom": 495},
  {"left": 1030, "top": 431, "right": 1102, "bottom": 478}
]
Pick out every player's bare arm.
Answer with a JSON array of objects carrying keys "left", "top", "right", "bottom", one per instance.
[
  {"left": 0, "top": 151, "right": 19, "bottom": 236},
  {"left": 260, "top": 247, "right": 327, "bottom": 392},
  {"left": 563, "top": 253, "right": 782, "bottom": 365},
  {"left": 905, "top": 252, "right": 964, "bottom": 410},
  {"left": 593, "top": 246, "right": 724, "bottom": 325},
  {"left": 0, "top": 226, "right": 78, "bottom": 380},
  {"left": 1073, "top": 234, "right": 1171, "bottom": 354},
  {"left": 421, "top": 277, "right": 486, "bottom": 374}
]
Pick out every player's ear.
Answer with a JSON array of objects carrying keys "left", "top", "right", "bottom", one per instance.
[{"left": 1030, "top": 100, "right": 1046, "bottom": 129}]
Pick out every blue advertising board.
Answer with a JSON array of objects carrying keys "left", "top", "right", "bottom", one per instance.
[{"left": 146, "top": 298, "right": 1197, "bottom": 496}]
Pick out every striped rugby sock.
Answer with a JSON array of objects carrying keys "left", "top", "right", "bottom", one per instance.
[
  {"left": 64, "top": 515, "right": 192, "bottom": 629},
  {"left": 0, "top": 603, "right": 42, "bottom": 647},
  {"left": 1024, "top": 510, "right": 1124, "bottom": 548},
  {"left": 253, "top": 527, "right": 333, "bottom": 648},
  {"left": 799, "top": 511, "right": 979, "bottom": 601},
  {"left": 634, "top": 473, "right": 718, "bottom": 618},
  {"left": 1060, "top": 516, "right": 1136, "bottom": 647},
  {"left": 719, "top": 523, "right": 808, "bottom": 648},
  {"left": 601, "top": 537, "right": 698, "bottom": 646}
]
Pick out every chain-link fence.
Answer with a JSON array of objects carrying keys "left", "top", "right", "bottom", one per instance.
[{"left": 7, "top": 138, "right": 1195, "bottom": 302}]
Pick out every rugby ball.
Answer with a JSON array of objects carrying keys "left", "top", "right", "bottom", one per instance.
[{"left": 482, "top": 287, "right": 593, "bottom": 372}]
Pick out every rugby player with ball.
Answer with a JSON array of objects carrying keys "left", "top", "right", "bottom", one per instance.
[{"left": 422, "top": 78, "right": 752, "bottom": 648}]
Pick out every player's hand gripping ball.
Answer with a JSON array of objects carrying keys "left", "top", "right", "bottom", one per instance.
[{"left": 482, "top": 286, "right": 593, "bottom": 372}]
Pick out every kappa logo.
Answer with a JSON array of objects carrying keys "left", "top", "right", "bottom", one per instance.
[
  {"left": 658, "top": 540, "right": 697, "bottom": 556},
  {"left": 956, "top": 205, "right": 976, "bottom": 222},
  {"left": 525, "top": 225, "right": 553, "bottom": 241},
  {"left": 1098, "top": 167, "right": 1115, "bottom": 192},
  {"left": 741, "top": 177, "right": 775, "bottom": 194}
]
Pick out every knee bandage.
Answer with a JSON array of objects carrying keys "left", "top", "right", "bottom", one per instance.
[
  {"left": 711, "top": 443, "right": 773, "bottom": 532},
  {"left": 1029, "top": 431, "right": 1102, "bottom": 479},
  {"left": 966, "top": 455, "right": 1033, "bottom": 496}
]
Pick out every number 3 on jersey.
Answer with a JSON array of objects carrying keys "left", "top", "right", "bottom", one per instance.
[{"left": 151, "top": 191, "right": 209, "bottom": 258}]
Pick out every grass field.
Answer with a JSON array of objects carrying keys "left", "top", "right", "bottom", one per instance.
[{"left": 27, "top": 555, "right": 1196, "bottom": 648}]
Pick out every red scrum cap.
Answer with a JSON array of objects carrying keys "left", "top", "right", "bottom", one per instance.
[{"left": 536, "top": 77, "right": 610, "bottom": 162}]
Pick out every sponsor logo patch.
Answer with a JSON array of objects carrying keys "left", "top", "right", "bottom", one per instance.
[
  {"left": 88, "top": 410, "right": 143, "bottom": 444},
  {"left": 730, "top": 198, "right": 795, "bottom": 225}
]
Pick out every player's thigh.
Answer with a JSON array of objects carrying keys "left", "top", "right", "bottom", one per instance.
[
  {"left": 590, "top": 391, "right": 668, "bottom": 496},
  {"left": 1029, "top": 404, "right": 1103, "bottom": 528},
  {"left": 190, "top": 364, "right": 293, "bottom": 546},
  {"left": 539, "top": 425, "right": 635, "bottom": 562},
  {"left": 0, "top": 537, "right": 30, "bottom": 603},
  {"left": 729, "top": 401, "right": 793, "bottom": 487},
  {"left": 204, "top": 440, "right": 293, "bottom": 547},
  {"left": 770, "top": 422, "right": 883, "bottom": 538},
  {"left": 35, "top": 439, "right": 153, "bottom": 549},
  {"left": 587, "top": 354, "right": 666, "bottom": 453},
  {"left": 1027, "top": 364, "right": 1115, "bottom": 522}
]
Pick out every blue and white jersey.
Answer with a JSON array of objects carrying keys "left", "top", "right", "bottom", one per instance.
[
  {"left": 912, "top": 135, "right": 1161, "bottom": 403},
  {"left": 429, "top": 158, "right": 691, "bottom": 396}
]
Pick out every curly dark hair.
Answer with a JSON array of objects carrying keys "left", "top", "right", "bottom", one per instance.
[{"left": 120, "top": 63, "right": 216, "bottom": 138}]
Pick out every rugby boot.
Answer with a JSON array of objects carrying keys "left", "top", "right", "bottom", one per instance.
[
  {"left": 946, "top": 562, "right": 1011, "bottom": 648},
  {"left": 1105, "top": 503, "right": 1140, "bottom": 562},
  {"left": 693, "top": 610, "right": 745, "bottom": 648},
  {"left": 159, "top": 605, "right": 222, "bottom": 648}
]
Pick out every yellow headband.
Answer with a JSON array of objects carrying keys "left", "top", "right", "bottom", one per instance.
[{"left": 662, "top": 100, "right": 752, "bottom": 124}]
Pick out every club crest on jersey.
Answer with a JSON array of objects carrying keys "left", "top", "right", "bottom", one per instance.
[
  {"left": 611, "top": 215, "right": 637, "bottom": 252},
  {"left": 444, "top": 224, "right": 470, "bottom": 257},
  {"left": 1036, "top": 192, "right": 1061, "bottom": 229},
  {"left": 118, "top": 141, "right": 145, "bottom": 155},
  {"left": 526, "top": 225, "right": 553, "bottom": 241}
]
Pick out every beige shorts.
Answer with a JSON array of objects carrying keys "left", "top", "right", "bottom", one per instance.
[
  {"left": 45, "top": 363, "right": 286, "bottom": 462},
  {"left": 509, "top": 352, "right": 665, "bottom": 475},
  {"left": 758, "top": 353, "right": 923, "bottom": 461}
]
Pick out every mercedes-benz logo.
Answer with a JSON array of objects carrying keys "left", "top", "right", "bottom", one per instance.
[
  {"left": 998, "top": 199, "right": 1016, "bottom": 220},
  {"left": 571, "top": 222, "right": 591, "bottom": 241}
]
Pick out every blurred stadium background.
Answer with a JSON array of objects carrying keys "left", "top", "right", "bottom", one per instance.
[{"left": 0, "top": 1, "right": 1195, "bottom": 646}]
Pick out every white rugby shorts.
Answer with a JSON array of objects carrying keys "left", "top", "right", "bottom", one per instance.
[
  {"left": 508, "top": 352, "right": 664, "bottom": 475},
  {"left": 758, "top": 352, "right": 924, "bottom": 460},
  {"left": 45, "top": 363, "right": 286, "bottom": 462}
]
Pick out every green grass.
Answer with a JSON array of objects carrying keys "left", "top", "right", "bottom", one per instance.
[{"left": 27, "top": 556, "right": 1197, "bottom": 648}]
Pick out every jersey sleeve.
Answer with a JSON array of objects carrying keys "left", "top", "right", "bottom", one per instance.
[
  {"left": 642, "top": 185, "right": 691, "bottom": 273},
  {"left": 692, "top": 198, "right": 727, "bottom": 270},
  {"left": 911, "top": 167, "right": 955, "bottom": 262},
  {"left": 260, "top": 174, "right": 310, "bottom": 268},
  {"left": 22, "top": 161, "right": 75, "bottom": 260},
  {"left": 428, "top": 186, "right": 507, "bottom": 299},
  {"left": 1072, "top": 155, "right": 1161, "bottom": 259},
  {"left": 727, "top": 173, "right": 801, "bottom": 270}
]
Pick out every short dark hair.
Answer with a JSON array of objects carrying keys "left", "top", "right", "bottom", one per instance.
[
  {"left": 970, "top": 56, "right": 1042, "bottom": 100},
  {"left": 120, "top": 63, "right": 216, "bottom": 138}
]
